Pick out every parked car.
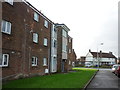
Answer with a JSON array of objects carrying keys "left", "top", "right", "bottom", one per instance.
[
  {"left": 112, "top": 64, "right": 120, "bottom": 73},
  {"left": 115, "top": 66, "right": 120, "bottom": 78},
  {"left": 85, "top": 63, "right": 92, "bottom": 67}
]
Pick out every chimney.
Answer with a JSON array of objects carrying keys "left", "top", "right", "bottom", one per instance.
[
  {"left": 109, "top": 51, "right": 112, "bottom": 55},
  {"left": 100, "top": 50, "right": 102, "bottom": 58},
  {"left": 89, "top": 49, "right": 91, "bottom": 52},
  {"left": 100, "top": 50, "right": 102, "bottom": 53}
]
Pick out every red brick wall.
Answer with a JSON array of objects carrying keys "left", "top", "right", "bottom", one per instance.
[{"left": 2, "top": 2, "right": 51, "bottom": 80}]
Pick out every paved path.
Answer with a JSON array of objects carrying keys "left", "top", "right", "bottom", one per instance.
[{"left": 86, "top": 69, "right": 120, "bottom": 89}]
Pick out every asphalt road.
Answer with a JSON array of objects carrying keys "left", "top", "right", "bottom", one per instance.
[{"left": 86, "top": 69, "right": 120, "bottom": 89}]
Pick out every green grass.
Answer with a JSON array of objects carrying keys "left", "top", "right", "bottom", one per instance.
[{"left": 3, "top": 68, "right": 97, "bottom": 88}]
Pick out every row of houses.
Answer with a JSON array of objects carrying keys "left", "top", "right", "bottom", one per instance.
[
  {"left": 78, "top": 49, "right": 117, "bottom": 67},
  {"left": 1, "top": 0, "right": 77, "bottom": 81}
]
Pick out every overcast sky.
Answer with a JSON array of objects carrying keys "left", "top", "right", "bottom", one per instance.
[{"left": 27, "top": 0, "right": 119, "bottom": 58}]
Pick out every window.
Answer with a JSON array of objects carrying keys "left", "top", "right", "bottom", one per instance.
[
  {"left": 34, "top": 12, "right": 39, "bottom": 22},
  {"left": 0, "top": 54, "right": 9, "bottom": 67},
  {"left": 44, "top": 38, "right": 48, "bottom": 46},
  {"left": 54, "top": 40, "right": 57, "bottom": 48},
  {"left": 33, "top": 33, "right": 38, "bottom": 43},
  {"left": 69, "top": 49, "right": 71, "bottom": 53},
  {"left": 43, "top": 58, "right": 47, "bottom": 66},
  {"left": 62, "top": 29, "right": 67, "bottom": 37},
  {"left": 44, "top": 20, "right": 48, "bottom": 28},
  {"left": 5, "top": 0, "right": 13, "bottom": 5},
  {"left": 69, "top": 38, "right": 71, "bottom": 43},
  {"left": 1, "top": 20, "right": 11, "bottom": 34},
  {"left": 32, "top": 57, "right": 38, "bottom": 66},
  {"left": 62, "top": 44, "right": 67, "bottom": 52},
  {"left": 69, "top": 60, "right": 71, "bottom": 65}
]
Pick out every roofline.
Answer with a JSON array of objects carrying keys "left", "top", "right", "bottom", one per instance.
[
  {"left": 68, "top": 35, "right": 73, "bottom": 39},
  {"left": 90, "top": 52, "right": 117, "bottom": 58},
  {"left": 55, "top": 23, "right": 70, "bottom": 32},
  {"left": 22, "top": 0, "right": 54, "bottom": 24}
]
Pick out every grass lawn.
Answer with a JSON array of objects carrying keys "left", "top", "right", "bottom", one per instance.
[{"left": 3, "top": 68, "right": 97, "bottom": 88}]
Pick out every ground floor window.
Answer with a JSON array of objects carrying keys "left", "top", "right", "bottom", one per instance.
[
  {"left": 32, "top": 56, "right": 38, "bottom": 66},
  {"left": 43, "top": 58, "right": 47, "bottom": 66},
  {"left": 0, "top": 54, "right": 9, "bottom": 67}
]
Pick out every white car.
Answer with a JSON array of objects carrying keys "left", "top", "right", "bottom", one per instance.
[
  {"left": 85, "top": 63, "right": 92, "bottom": 67},
  {"left": 112, "top": 64, "right": 120, "bottom": 73}
]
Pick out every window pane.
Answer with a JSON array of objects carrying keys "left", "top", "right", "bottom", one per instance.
[
  {"left": 54, "top": 40, "right": 57, "bottom": 48},
  {"left": 34, "top": 12, "right": 39, "bottom": 22},
  {"left": 6, "top": 22, "right": 11, "bottom": 34},
  {"left": 35, "top": 57, "right": 38, "bottom": 65},
  {"left": 4, "top": 55, "right": 8, "bottom": 65},
  {"left": 2, "top": 20, "right": 6, "bottom": 32},
  {"left": 0, "top": 57, "right": 3, "bottom": 65},
  {"left": 44, "top": 38, "right": 47, "bottom": 46},
  {"left": 32, "top": 57, "right": 35, "bottom": 65},
  {"left": 44, "top": 20, "right": 48, "bottom": 28},
  {"left": 43, "top": 58, "right": 47, "bottom": 66},
  {"left": 62, "top": 29, "right": 67, "bottom": 37},
  {"left": 33, "top": 33, "right": 38, "bottom": 43},
  {"left": 3, "top": 54, "right": 9, "bottom": 66}
]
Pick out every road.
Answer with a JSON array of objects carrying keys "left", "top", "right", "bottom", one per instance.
[{"left": 86, "top": 69, "right": 120, "bottom": 89}]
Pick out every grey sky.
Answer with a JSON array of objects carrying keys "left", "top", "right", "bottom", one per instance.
[{"left": 27, "top": 0, "right": 119, "bottom": 58}]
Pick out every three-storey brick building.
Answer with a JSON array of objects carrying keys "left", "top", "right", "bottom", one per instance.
[{"left": 1, "top": 0, "right": 76, "bottom": 81}]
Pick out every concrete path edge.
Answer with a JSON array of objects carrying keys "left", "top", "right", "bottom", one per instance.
[{"left": 83, "top": 69, "right": 99, "bottom": 90}]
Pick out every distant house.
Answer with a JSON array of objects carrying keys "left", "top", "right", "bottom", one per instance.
[
  {"left": 117, "top": 57, "right": 120, "bottom": 64},
  {"left": 78, "top": 56, "right": 86, "bottom": 66},
  {"left": 67, "top": 36, "right": 77, "bottom": 70},
  {"left": 86, "top": 50, "right": 117, "bottom": 66}
]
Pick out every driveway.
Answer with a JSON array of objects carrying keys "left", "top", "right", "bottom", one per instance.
[{"left": 86, "top": 69, "right": 120, "bottom": 89}]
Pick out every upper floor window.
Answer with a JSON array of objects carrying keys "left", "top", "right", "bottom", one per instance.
[
  {"left": 62, "top": 29, "right": 67, "bottom": 37},
  {"left": 1, "top": 20, "right": 11, "bottom": 34},
  {"left": 5, "top": 0, "right": 13, "bottom": 5},
  {"left": 34, "top": 12, "right": 39, "bottom": 22},
  {"left": 54, "top": 40, "right": 57, "bottom": 48},
  {"left": 0, "top": 54, "right": 9, "bottom": 67},
  {"left": 69, "top": 49, "right": 71, "bottom": 53},
  {"left": 44, "top": 20, "right": 48, "bottom": 28},
  {"left": 69, "top": 60, "right": 71, "bottom": 65},
  {"left": 43, "top": 58, "right": 47, "bottom": 66},
  {"left": 62, "top": 44, "right": 67, "bottom": 52},
  {"left": 44, "top": 38, "right": 48, "bottom": 46},
  {"left": 33, "top": 33, "right": 38, "bottom": 43},
  {"left": 69, "top": 38, "right": 71, "bottom": 43},
  {"left": 32, "top": 56, "right": 38, "bottom": 66}
]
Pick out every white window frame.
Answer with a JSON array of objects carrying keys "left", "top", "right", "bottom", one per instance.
[
  {"left": 62, "top": 29, "right": 67, "bottom": 37},
  {"left": 33, "top": 33, "right": 38, "bottom": 43},
  {"left": 54, "top": 40, "right": 57, "bottom": 48},
  {"left": 44, "top": 20, "right": 48, "bottom": 28},
  {"left": 43, "top": 58, "right": 47, "bottom": 66},
  {"left": 44, "top": 38, "right": 48, "bottom": 46},
  {"left": 34, "top": 12, "right": 39, "bottom": 22},
  {"left": 69, "top": 38, "right": 71, "bottom": 43},
  {"left": 69, "top": 49, "right": 71, "bottom": 53},
  {"left": 1, "top": 20, "right": 11, "bottom": 34},
  {"left": 0, "top": 54, "right": 9, "bottom": 67},
  {"left": 32, "top": 56, "right": 38, "bottom": 66},
  {"left": 5, "top": 0, "right": 14, "bottom": 5},
  {"left": 62, "top": 44, "right": 67, "bottom": 52},
  {"left": 69, "top": 60, "right": 71, "bottom": 65}
]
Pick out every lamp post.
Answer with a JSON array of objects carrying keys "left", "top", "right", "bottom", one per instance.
[{"left": 97, "top": 43, "right": 103, "bottom": 70}]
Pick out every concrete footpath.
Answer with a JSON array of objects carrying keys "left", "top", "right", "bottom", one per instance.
[{"left": 86, "top": 69, "right": 120, "bottom": 89}]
